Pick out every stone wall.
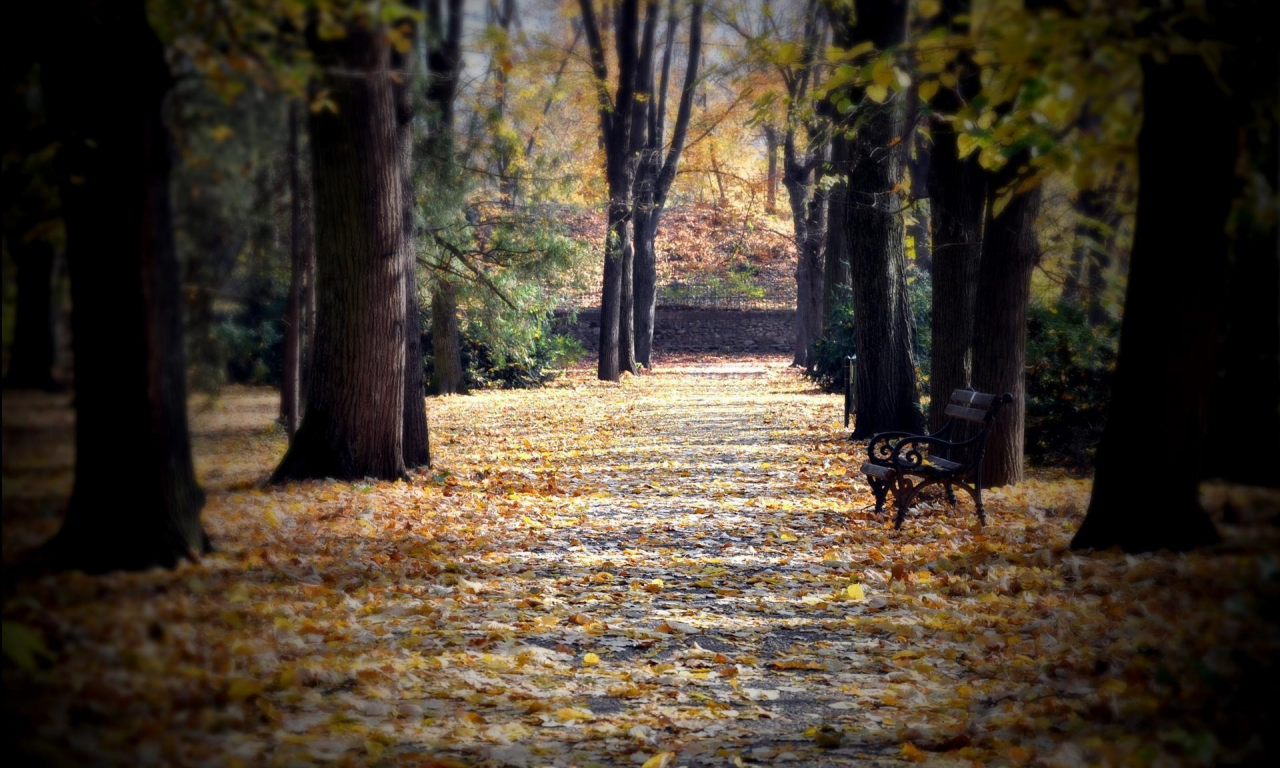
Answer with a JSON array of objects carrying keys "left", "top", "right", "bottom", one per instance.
[{"left": 553, "top": 308, "right": 794, "bottom": 353}]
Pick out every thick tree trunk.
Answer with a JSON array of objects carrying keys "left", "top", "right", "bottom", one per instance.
[
  {"left": 598, "top": 206, "right": 629, "bottom": 380},
  {"left": 4, "top": 238, "right": 58, "bottom": 390},
  {"left": 836, "top": 0, "right": 920, "bottom": 438},
  {"left": 272, "top": 23, "right": 407, "bottom": 483},
  {"left": 925, "top": 0, "right": 985, "bottom": 434},
  {"left": 971, "top": 175, "right": 1041, "bottom": 487},
  {"left": 282, "top": 103, "right": 304, "bottom": 439},
  {"left": 41, "top": 0, "right": 207, "bottom": 571},
  {"left": 1072, "top": 52, "right": 1242, "bottom": 552},
  {"left": 431, "top": 278, "right": 465, "bottom": 395}
]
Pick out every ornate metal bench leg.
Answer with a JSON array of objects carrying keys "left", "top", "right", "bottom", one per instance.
[
  {"left": 869, "top": 477, "right": 889, "bottom": 516},
  {"left": 944, "top": 482, "right": 957, "bottom": 507},
  {"left": 974, "top": 479, "right": 986, "bottom": 527},
  {"left": 892, "top": 480, "right": 914, "bottom": 530}
]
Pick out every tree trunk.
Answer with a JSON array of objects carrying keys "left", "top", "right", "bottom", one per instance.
[
  {"left": 924, "top": 0, "right": 986, "bottom": 434},
  {"left": 394, "top": 7, "right": 431, "bottom": 467},
  {"left": 4, "top": 237, "right": 58, "bottom": 390},
  {"left": 631, "top": 0, "right": 701, "bottom": 369},
  {"left": 765, "top": 127, "right": 779, "bottom": 214},
  {"left": 620, "top": 231, "right": 638, "bottom": 373},
  {"left": 41, "top": 0, "right": 207, "bottom": 571},
  {"left": 1072, "top": 48, "right": 1243, "bottom": 552},
  {"left": 432, "top": 278, "right": 465, "bottom": 395},
  {"left": 633, "top": 207, "right": 659, "bottom": 366},
  {"left": 272, "top": 22, "right": 407, "bottom": 483},
  {"left": 971, "top": 174, "right": 1041, "bottom": 487},
  {"left": 836, "top": 0, "right": 920, "bottom": 438},
  {"left": 580, "top": 0, "right": 641, "bottom": 381},
  {"left": 282, "top": 103, "right": 304, "bottom": 439},
  {"left": 823, "top": 130, "right": 853, "bottom": 322}
]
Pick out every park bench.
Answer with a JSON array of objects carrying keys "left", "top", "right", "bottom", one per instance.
[{"left": 860, "top": 389, "right": 1014, "bottom": 530}]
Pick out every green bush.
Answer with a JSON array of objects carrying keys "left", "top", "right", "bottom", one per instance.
[
  {"left": 806, "top": 267, "right": 932, "bottom": 392},
  {"left": 1024, "top": 302, "right": 1117, "bottom": 468},
  {"left": 419, "top": 305, "right": 584, "bottom": 391}
]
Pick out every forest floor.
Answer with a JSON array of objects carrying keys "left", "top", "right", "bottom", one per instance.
[{"left": 3, "top": 355, "right": 1278, "bottom": 768}]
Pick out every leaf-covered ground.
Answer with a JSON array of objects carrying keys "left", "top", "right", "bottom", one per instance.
[{"left": 4, "top": 357, "right": 1278, "bottom": 767}]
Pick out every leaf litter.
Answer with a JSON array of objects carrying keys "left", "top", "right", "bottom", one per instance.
[{"left": 3, "top": 355, "right": 1278, "bottom": 767}]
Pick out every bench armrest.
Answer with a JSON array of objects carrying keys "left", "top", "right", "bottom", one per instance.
[
  {"left": 887, "top": 433, "right": 986, "bottom": 469},
  {"left": 867, "top": 431, "right": 924, "bottom": 463}
]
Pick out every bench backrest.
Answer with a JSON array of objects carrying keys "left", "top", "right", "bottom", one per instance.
[
  {"left": 943, "top": 389, "right": 1009, "bottom": 425},
  {"left": 930, "top": 389, "right": 1014, "bottom": 471}
]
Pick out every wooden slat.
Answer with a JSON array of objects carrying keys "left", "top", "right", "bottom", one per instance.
[
  {"left": 945, "top": 403, "right": 989, "bottom": 423},
  {"left": 861, "top": 462, "right": 895, "bottom": 478},
  {"left": 926, "top": 456, "right": 963, "bottom": 472},
  {"left": 950, "top": 389, "right": 996, "bottom": 408}
]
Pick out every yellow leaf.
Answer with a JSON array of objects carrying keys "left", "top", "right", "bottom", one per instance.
[
  {"left": 583, "top": 652, "right": 600, "bottom": 667},
  {"left": 641, "top": 752, "right": 675, "bottom": 768},
  {"left": 554, "top": 707, "right": 593, "bottom": 722},
  {"left": 919, "top": 80, "right": 939, "bottom": 103},
  {"left": 523, "top": 515, "right": 545, "bottom": 529},
  {"left": 901, "top": 742, "right": 928, "bottom": 762},
  {"left": 227, "top": 678, "right": 263, "bottom": 701},
  {"left": 645, "top": 578, "right": 664, "bottom": 593},
  {"left": 845, "top": 583, "right": 866, "bottom": 601},
  {"left": 918, "top": 0, "right": 942, "bottom": 18},
  {"left": 866, "top": 84, "right": 890, "bottom": 104},
  {"left": 209, "top": 125, "right": 234, "bottom": 143}
]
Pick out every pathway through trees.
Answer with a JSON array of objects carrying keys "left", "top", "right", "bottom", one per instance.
[{"left": 3, "top": 356, "right": 1276, "bottom": 767}]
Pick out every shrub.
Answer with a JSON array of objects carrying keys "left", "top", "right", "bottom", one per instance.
[{"left": 1024, "top": 302, "right": 1117, "bottom": 468}]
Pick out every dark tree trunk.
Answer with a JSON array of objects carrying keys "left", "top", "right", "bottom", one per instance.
[
  {"left": 272, "top": 22, "right": 407, "bottom": 483},
  {"left": 395, "top": 4, "right": 431, "bottom": 467},
  {"left": 925, "top": 0, "right": 985, "bottom": 433},
  {"left": 1082, "top": 188, "right": 1119, "bottom": 327},
  {"left": 1073, "top": 41, "right": 1249, "bottom": 552},
  {"left": 4, "top": 237, "right": 58, "bottom": 390},
  {"left": 41, "top": 0, "right": 207, "bottom": 571},
  {"left": 822, "top": 129, "right": 852, "bottom": 322},
  {"left": 282, "top": 103, "right": 304, "bottom": 439},
  {"left": 580, "top": 0, "right": 641, "bottom": 381},
  {"left": 834, "top": 0, "right": 920, "bottom": 438},
  {"left": 633, "top": 207, "right": 659, "bottom": 366},
  {"left": 765, "top": 126, "right": 779, "bottom": 214},
  {"left": 432, "top": 278, "right": 465, "bottom": 395},
  {"left": 971, "top": 173, "right": 1041, "bottom": 487}
]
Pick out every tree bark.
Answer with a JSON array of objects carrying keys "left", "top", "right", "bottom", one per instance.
[
  {"left": 835, "top": 0, "right": 921, "bottom": 438},
  {"left": 395, "top": 4, "right": 431, "bottom": 467},
  {"left": 272, "top": 21, "right": 407, "bottom": 483},
  {"left": 40, "top": 0, "right": 207, "bottom": 571},
  {"left": 632, "top": 0, "right": 703, "bottom": 368},
  {"left": 971, "top": 171, "right": 1041, "bottom": 487},
  {"left": 765, "top": 126, "right": 779, "bottom": 214},
  {"left": 925, "top": 0, "right": 985, "bottom": 433},
  {"left": 1072, "top": 42, "right": 1245, "bottom": 552},
  {"left": 580, "top": 0, "right": 641, "bottom": 381},
  {"left": 282, "top": 103, "right": 304, "bottom": 439},
  {"left": 432, "top": 278, "right": 465, "bottom": 395}
]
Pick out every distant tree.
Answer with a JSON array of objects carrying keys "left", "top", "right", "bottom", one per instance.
[
  {"left": 40, "top": 0, "right": 207, "bottom": 570},
  {"left": 723, "top": 0, "right": 829, "bottom": 369},
  {"left": 396, "top": 2, "right": 431, "bottom": 467},
  {"left": 580, "top": 0, "right": 641, "bottom": 381},
  {"left": 425, "top": 0, "right": 467, "bottom": 396},
  {"left": 630, "top": 0, "right": 703, "bottom": 369},
  {"left": 272, "top": 12, "right": 407, "bottom": 482},
  {"left": 828, "top": 0, "right": 922, "bottom": 437}
]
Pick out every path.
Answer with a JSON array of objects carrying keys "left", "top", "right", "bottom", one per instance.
[{"left": 6, "top": 357, "right": 1272, "bottom": 768}]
